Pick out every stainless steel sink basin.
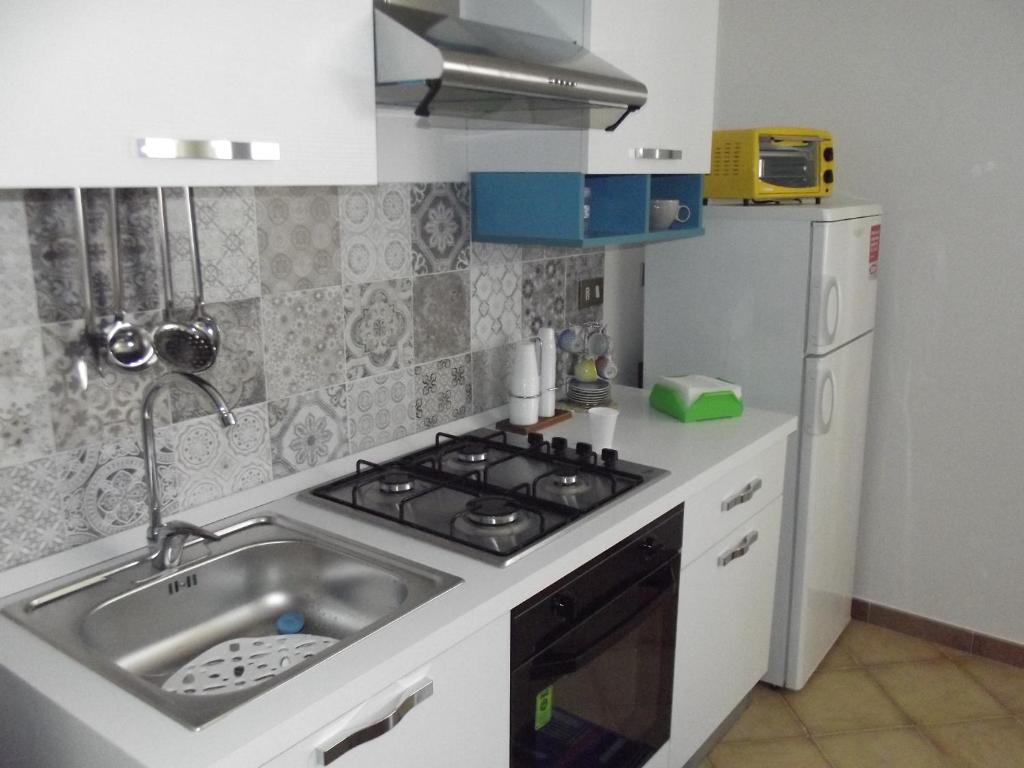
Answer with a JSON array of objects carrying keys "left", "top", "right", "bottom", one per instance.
[{"left": 1, "top": 513, "right": 461, "bottom": 729}]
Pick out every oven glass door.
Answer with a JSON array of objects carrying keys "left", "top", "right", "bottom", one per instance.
[
  {"left": 511, "top": 557, "right": 679, "bottom": 768},
  {"left": 758, "top": 135, "right": 820, "bottom": 189}
]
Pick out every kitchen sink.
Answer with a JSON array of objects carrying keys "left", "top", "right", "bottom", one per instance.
[{"left": 1, "top": 513, "right": 461, "bottom": 730}]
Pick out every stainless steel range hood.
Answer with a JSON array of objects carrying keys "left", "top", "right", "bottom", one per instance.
[{"left": 373, "top": 1, "right": 647, "bottom": 131}]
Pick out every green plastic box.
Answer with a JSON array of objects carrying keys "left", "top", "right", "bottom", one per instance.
[{"left": 649, "top": 383, "right": 743, "bottom": 423}]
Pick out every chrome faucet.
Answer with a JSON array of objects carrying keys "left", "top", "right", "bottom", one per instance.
[{"left": 142, "top": 372, "right": 236, "bottom": 570}]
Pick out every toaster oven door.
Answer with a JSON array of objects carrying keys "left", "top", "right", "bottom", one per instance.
[{"left": 758, "top": 135, "right": 821, "bottom": 189}]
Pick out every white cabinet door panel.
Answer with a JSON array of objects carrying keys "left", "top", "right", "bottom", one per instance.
[
  {"left": 586, "top": 0, "right": 718, "bottom": 175},
  {"left": 1, "top": 0, "right": 377, "bottom": 188}
]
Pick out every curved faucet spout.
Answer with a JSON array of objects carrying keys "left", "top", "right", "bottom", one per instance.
[{"left": 141, "top": 373, "right": 236, "bottom": 562}]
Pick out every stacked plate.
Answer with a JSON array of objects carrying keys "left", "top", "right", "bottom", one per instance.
[{"left": 567, "top": 378, "right": 611, "bottom": 406}]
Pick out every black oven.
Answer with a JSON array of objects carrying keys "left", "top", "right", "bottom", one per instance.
[{"left": 510, "top": 505, "right": 682, "bottom": 768}]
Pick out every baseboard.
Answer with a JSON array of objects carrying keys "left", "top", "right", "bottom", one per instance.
[{"left": 852, "top": 598, "right": 1024, "bottom": 668}]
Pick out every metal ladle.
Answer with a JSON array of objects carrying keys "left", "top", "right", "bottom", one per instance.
[
  {"left": 103, "top": 188, "right": 156, "bottom": 371},
  {"left": 153, "top": 187, "right": 219, "bottom": 373}
]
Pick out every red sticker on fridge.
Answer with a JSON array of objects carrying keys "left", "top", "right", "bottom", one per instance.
[{"left": 868, "top": 224, "right": 880, "bottom": 278}]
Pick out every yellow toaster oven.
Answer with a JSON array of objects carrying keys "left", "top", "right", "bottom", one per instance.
[{"left": 705, "top": 128, "right": 834, "bottom": 203}]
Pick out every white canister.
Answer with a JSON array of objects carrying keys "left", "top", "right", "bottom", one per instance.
[
  {"left": 538, "top": 327, "right": 557, "bottom": 418},
  {"left": 508, "top": 340, "right": 540, "bottom": 426}
]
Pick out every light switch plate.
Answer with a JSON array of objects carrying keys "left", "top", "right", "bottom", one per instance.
[{"left": 578, "top": 277, "right": 604, "bottom": 309}]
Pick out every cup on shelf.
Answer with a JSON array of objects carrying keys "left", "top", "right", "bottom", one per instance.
[
  {"left": 649, "top": 199, "right": 691, "bottom": 231},
  {"left": 588, "top": 407, "right": 619, "bottom": 452}
]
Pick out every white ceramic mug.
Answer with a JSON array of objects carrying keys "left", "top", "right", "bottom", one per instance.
[{"left": 649, "top": 199, "right": 691, "bottom": 231}]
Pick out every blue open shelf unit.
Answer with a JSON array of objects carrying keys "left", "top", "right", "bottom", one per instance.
[{"left": 471, "top": 172, "right": 704, "bottom": 246}]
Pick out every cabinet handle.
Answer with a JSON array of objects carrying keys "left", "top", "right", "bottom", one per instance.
[
  {"left": 136, "top": 137, "right": 281, "bottom": 161},
  {"left": 718, "top": 530, "right": 759, "bottom": 568},
  {"left": 317, "top": 679, "right": 433, "bottom": 765},
  {"left": 721, "top": 478, "right": 763, "bottom": 512},
  {"left": 633, "top": 147, "right": 682, "bottom": 160}
]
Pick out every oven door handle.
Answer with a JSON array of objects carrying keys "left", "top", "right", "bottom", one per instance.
[{"left": 530, "top": 558, "right": 678, "bottom": 677}]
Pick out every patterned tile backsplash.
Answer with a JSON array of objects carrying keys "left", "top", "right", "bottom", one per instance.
[{"left": 0, "top": 182, "right": 604, "bottom": 572}]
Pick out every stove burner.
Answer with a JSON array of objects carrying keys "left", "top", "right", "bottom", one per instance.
[
  {"left": 456, "top": 442, "right": 490, "bottom": 464},
  {"left": 378, "top": 471, "right": 415, "bottom": 494},
  {"left": 464, "top": 496, "right": 522, "bottom": 527},
  {"left": 552, "top": 469, "right": 579, "bottom": 487}
]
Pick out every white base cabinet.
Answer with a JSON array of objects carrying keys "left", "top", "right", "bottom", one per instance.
[
  {"left": 669, "top": 446, "right": 786, "bottom": 767},
  {"left": 262, "top": 616, "right": 510, "bottom": 768}
]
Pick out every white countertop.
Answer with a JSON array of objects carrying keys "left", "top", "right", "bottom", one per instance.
[{"left": 0, "top": 386, "right": 796, "bottom": 768}]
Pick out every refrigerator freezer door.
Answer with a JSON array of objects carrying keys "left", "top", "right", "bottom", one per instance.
[
  {"left": 806, "top": 216, "right": 881, "bottom": 356},
  {"left": 787, "top": 331, "right": 874, "bottom": 689}
]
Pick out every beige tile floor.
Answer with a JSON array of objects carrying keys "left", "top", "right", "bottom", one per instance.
[{"left": 696, "top": 621, "right": 1024, "bottom": 768}]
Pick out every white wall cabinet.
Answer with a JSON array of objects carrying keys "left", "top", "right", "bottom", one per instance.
[
  {"left": 261, "top": 616, "right": 510, "bottom": 768},
  {"left": 0, "top": 0, "right": 377, "bottom": 189},
  {"left": 585, "top": 0, "right": 719, "bottom": 175},
  {"left": 669, "top": 444, "right": 786, "bottom": 767}
]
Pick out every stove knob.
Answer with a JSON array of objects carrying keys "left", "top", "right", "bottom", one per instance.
[
  {"left": 551, "top": 436, "right": 568, "bottom": 454},
  {"left": 527, "top": 432, "right": 544, "bottom": 448},
  {"left": 551, "top": 594, "right": 576, "bottom": 621},
  {"left": 575, "top": 441, "right": 593, "bottom": 459},
  {"left": 601, "top": 448, "right": 619, "bottom": 467}
]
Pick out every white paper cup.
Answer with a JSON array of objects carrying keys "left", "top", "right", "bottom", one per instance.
[{"left": 588, "top": 407, "right": 619, "bottom": 452}]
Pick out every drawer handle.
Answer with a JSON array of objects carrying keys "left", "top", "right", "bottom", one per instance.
[
  {"left": 718, "top": 530, "right": 759, "bottom": 568},
  {"left": 721, "top": 478, "right": 763, "bottom": 512},
  {"left": 317, "top": 679, "right": 433, "bottom": 765},
  {"left": 633, "top": 147, "right": 682, "bottom": 160}
]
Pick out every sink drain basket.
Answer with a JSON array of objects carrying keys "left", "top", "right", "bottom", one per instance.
[{"left": 162, "top": 634, "right": 339, "bottom": 695}]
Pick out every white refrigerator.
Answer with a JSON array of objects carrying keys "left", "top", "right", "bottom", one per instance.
[{"left": 644, "top": 199, "right": 882, "bottom": 689}]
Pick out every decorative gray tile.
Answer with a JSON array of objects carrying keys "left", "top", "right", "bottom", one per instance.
[
  {"left": 261, "top": 286, "right": 347, "bottom": 400},
  {"left": 81, "top": 188, "right": 164, "bottom": 315},
  {"left": 346, "top": 369, "right": 418, "bottom": 452},
  {"left": 522, "top": 245, "right": 584, "bottom": 261},
  {"left": 522, "top": 258, "right": 566, "bottom": 336},
  {"left": 41, "top": 313, "right": 171, "bottom": 452},
  {"left": 415, "top": 354, "right": 472, "bottom": 429},
  {"left": 0, "top": 326, "right": 54, "bottom": 467},
  {"left": 343, "top": 279, "right": 414, "bottom": 381},
  {"left": 410, "top": 183, "right": 470, "bottom": 275},
  {"left": 157, "top": 404, "right": 271, "bottom": 516},
  {"left": 0, "top": 190, "right": 40, "bottom": 329},
  {"left": 340, "top": 184, "right": 412, "bottom": 283},
  {"left": 471, "top": 241, "right": 522, "bottom": 267},
  {"left": 471, "top": 344, "right": 513, "bottom": 414},
  {"left": 255, "top": 186, "right": 342, "bottom": 294},
  {"left": 169, "top": 298, "right": 266, "bottom": 421},
  {"left": 268, "top": 387, "right": 349, "bottom": 479},
  {"left": 0, "top": 455, "right": 65, "bottom": 571},
  {"left": 55, "top": 434, "right": 153, "bottom": 546},
  {"left": 413, "top": 271, "right": 470, "bottom": 363},
  {"left": 166, "top": 187, "right": 260, "bottom": 305},
  {"left": 470, "top": 263, "right": 522, "bottom": 351},
  {"left": 24, "top": 188, "right": 86, "bottom": 323},
  {"left": 565, "top": 249, "right": 605, "bottom": 326}
]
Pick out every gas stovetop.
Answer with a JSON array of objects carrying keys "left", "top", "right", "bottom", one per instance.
[{"left": 309, "top": 428, "right": 668, "bottom": 566}]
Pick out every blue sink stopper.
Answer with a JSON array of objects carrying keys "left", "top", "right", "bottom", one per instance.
[{"left": 276, "top": 611, "right": 305, "bottom": 635}]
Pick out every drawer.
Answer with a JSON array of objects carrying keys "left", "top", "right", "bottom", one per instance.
[
  {"left": 670, "top": 497, "right": 784, "bottom": 766},
  {"left": 680, "top": 439, "right": 786, "bottom": 567}
]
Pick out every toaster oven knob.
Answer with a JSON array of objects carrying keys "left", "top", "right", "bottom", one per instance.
[
  {"left": 551, "top": 436, "right": 568, "bottom": 454},
  {"left": 551, "top": 594, "right": 576, "bottom": 621},
  {"left": 823, "top": 147, "right": 834, "bottom": 162},
  {"left": 823, "top": 169, "right": 834, "bottom": 183}
]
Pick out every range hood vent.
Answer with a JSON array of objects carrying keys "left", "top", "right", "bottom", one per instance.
[{"left": 373, "top": 1, "right": 647, "bottom": 131}]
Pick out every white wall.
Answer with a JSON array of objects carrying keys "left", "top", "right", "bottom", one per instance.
[
  {"left": 602, "top": 245, "right": 646, "bottom": 387},
  {"left": 714, "top": 0, "right": 1024, "bottom": 641}
]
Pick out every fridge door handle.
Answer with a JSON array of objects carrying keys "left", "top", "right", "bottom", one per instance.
[
  {"left": 805, "top": 368, "right": 836, "bottom": 435},
  {"left": 822, "top": 275, "right": 841, "bottom": 346}
]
